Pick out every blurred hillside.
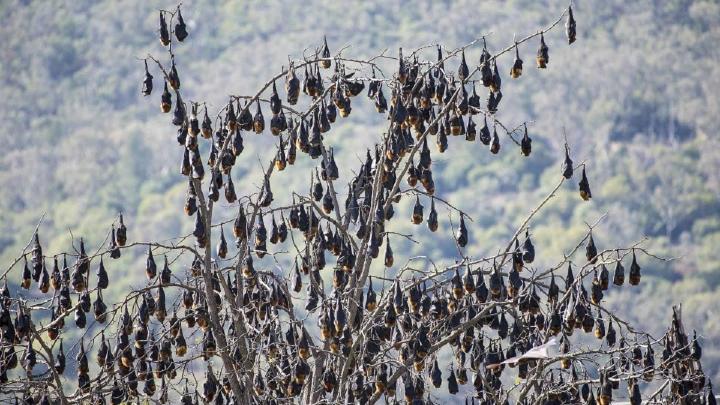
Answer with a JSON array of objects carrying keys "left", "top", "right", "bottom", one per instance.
[{"left": 1, "top": 0, "right": 719, "bottom": 386}]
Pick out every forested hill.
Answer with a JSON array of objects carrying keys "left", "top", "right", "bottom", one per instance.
[{"left": 1, "top": 0, "right": 719, "bottom": 381}]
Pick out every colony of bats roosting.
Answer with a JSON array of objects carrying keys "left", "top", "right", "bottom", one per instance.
[{"left": 0, "top": 3, "right": 714, "bottom": 405}]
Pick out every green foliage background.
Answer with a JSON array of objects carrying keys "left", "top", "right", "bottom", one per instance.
[{"left": 1, "top": 0, "right": 719, "bottom": 391}]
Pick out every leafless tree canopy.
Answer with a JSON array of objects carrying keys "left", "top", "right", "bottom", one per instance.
[{"left": 0, "top": 3, "right": 713, "bottom": 405}]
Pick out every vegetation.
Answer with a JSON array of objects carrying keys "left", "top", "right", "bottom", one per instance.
[{"left": 0, "top": 0, "right": 718, "bottom": 403}]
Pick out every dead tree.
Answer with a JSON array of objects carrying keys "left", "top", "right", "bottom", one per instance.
[{"left": 0, "top": 3, "right": 712, "bottom": 405}]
